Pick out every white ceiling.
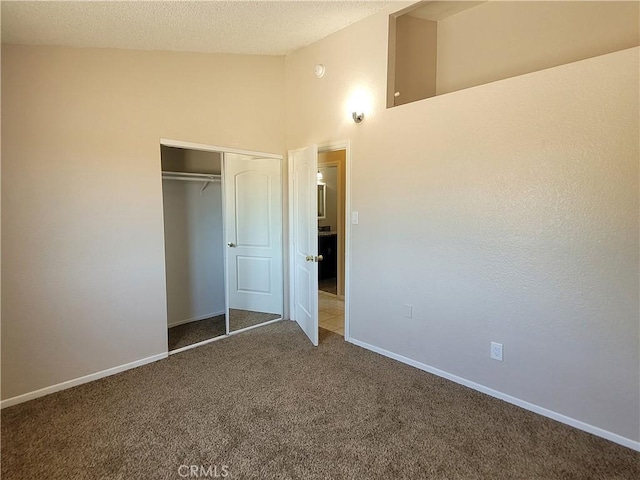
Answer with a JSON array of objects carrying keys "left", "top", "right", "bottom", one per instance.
[{"left": 1, "top": 0, "right": 392, "bottom": 56}]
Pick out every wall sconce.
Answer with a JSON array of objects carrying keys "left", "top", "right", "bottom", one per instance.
[{"left": 347, "top": 87, "right": 371, "bottom": 124}]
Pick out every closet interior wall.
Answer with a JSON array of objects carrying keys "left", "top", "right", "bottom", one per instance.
[{"left": 161, "top": 146, "right": 225, "bottom": 329}]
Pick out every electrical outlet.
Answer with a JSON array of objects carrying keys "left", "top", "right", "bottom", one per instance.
[
  {"left": 491, "top": 342, "right": 503, "bottom": 361},
  {"left": 404, "top": 304, "right": 413, "bottom": 319}
]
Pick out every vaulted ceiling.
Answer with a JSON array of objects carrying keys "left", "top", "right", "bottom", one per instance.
[{"left": 1, "top": 0, "right": 391, "bottom": 56}]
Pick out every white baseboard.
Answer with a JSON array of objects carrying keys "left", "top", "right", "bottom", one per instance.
[
  {"left": 348, "top": 337, "right": 640, "bottom": 452},
  {"left": 0, "top": 352, "right": 168, "bottom": 409},
  {"left": 167, "top": 310, "right": 225, "bottom": 328}
]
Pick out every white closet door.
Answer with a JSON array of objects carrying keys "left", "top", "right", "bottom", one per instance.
[{"left": 224, "top": 153, "right": 283, "bottom": 315}]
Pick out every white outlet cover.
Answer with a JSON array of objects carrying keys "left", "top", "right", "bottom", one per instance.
[
  {"left": 491, "top": 342, "right": 503, "bottom": 361},
  {"left": 404, "top": 304, "right": 413, "bottom": 318}
]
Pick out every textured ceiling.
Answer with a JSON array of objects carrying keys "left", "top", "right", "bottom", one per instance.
[{"left": 1, "top": 0, "right": 391, "bottom": 56}]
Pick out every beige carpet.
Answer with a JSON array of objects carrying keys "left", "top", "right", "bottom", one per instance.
[
  {"left": 168, "top": 310, "right": 281, "bottom": 351},
  {"left": 168, "top": 316, "right": 226, "bottom": 351},
  {"left": 228, "top": 308, "right": 280, "bottom": 332},
  {"left": 2, "top": 321, "right": 638, "bottom": 479}
]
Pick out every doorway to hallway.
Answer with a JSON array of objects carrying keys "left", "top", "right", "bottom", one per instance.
[
  {"left": 317, "top": 147, "right": 346, "bottom": 338},
  {"left": 318, "top": 292, "right": 344, "bottom": 336},
  {"left": 288, "top": 140, "right": 351, "bottom": 345}
]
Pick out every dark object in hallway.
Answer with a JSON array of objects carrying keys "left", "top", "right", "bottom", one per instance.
[{"left": 318, "top": 233, "right": 337, "bottom": 280}]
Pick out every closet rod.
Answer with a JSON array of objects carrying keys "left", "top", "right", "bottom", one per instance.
[
  {"left": 161, "top": 171, "right": 220, "bottom": 194},
  {"left": 162, "top": 171, "right": 221, "bottom": 182},
  {"left": 162, "top": 176, "right": 220, "bottom": 183}
]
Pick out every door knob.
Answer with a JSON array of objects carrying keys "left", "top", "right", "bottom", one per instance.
[
  {"left": 315, "top": 255, "right": 324, "bottom": 262},
  {"left": 227, "top": 242, "right": 236, "bottom": 248}
]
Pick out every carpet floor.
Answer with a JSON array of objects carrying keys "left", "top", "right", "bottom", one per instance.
[
  {"left": 2, "top": 321, "right": 638, "bottom": 479},
  {"left": 168, "top": 316, "right": 226, "bottom": 351},
  {"left": 229, "top": 309, "right": 280, "bottom": 332},
  {"left": 168, "top": 310, "right": 281, "bottom": 352}
]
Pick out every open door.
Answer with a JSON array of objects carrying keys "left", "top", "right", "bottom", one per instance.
[
  {"left": 289, "top": 146, "right": 319, "bottom": 345},
  {"left": 224, "top": 153, "right": 283, "bottom": 316}
]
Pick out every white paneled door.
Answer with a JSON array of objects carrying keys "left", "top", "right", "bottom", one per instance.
[
  {"left": 224, "top": 153, "right": 283, "bottom": 315},
  {"left": 289, "top": 146, "right": 319, "bottom": 346}
]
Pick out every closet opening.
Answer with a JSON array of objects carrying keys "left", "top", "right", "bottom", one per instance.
[
  {"left": 161, "top": 146, "right": 226, "bottom": 352},
  {"left": 317, "top": 148, "right": 346, "bottom": 339},
  {"left": 160, "top": 141, "right": 284, "bottom": 354}
]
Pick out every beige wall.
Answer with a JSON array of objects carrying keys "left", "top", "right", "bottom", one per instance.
[
  {"left": 1, "top": 44, "right": 285, "bottom": 400},
  {"left": 286, "top": 4, "right": 639, "bottom": 444},
  {"left": 393, "top": 15, "right": 437, "bottom": 106},
  {"left": 436, "top": 1, "right": 639, "bottom": 95}
]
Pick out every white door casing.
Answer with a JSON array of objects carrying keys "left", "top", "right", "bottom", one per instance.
[
  {"left": 224, "top": 153, "right": 283, "bottom": 315},
  {"left": 289, "top": 146, "right": 319, "bottom": 346}
]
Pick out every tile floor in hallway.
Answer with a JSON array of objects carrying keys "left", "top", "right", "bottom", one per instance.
[{"left": 318, "top": 290, "right": 344, "bottom": 336}]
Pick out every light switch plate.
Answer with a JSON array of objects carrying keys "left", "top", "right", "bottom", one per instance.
[{"left": 352, "top": 211, "right": 359, "bottom": 224}]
